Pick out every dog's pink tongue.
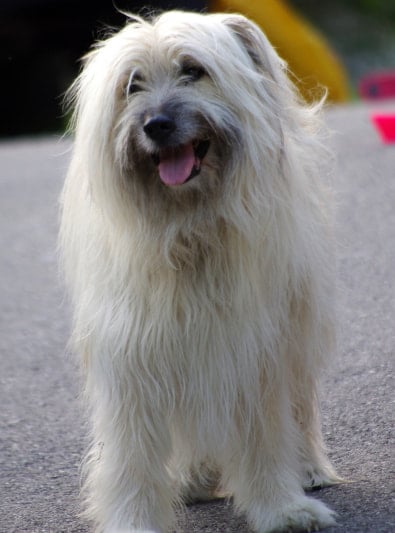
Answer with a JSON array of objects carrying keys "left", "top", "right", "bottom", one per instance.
[{"left": 158, "top": 144, "right": 195, "bottom": 186}]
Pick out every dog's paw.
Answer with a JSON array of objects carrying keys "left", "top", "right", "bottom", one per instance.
[
  {"left": 302, "top": 464, "right": 343, "bottom": 491},
  {"left": 182, "top": 484, "right": 229, "bottom": 504},
  {"left": 181, "top": 484, "right": 220, "bottom": 504},
  {"left": 180, "top": 464, "right": 229, "bottom": 504},
  {"left": 250, "top": 496, "right": 336, "bottom": 533}
]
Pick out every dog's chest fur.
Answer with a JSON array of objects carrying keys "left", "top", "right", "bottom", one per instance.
[{"left": 109, "top": 225, "right": 284, "bottom": 424}]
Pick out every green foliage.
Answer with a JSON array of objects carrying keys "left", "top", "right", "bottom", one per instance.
[
  {"left": 293, "top": 0, "right": 395, "bottom": 25},
  {"left": 358, "top": 0, "right": 395, "bottom": 21}
]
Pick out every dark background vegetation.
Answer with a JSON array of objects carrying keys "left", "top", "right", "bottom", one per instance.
[
  {"left": 1, "top": 0, "right": 395, "bottom": 137},
  {"left": 293, "top": 1, "right": 395, "bottom": 87}
]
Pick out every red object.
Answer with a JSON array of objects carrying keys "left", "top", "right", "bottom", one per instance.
[
  {"left": 359, "top": 71, "right": 395, "bottom": 100},
  {"left": 370, "top": 113, "right": 395, "bottom": 144}
]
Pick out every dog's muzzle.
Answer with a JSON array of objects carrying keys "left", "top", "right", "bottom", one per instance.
[{"left": 144, "top": 114, "right": 210, "bottom": 187}]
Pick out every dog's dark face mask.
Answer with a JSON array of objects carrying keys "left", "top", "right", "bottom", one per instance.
[{"left": 116, "top": 58, "right": 242, "bottom": 201}]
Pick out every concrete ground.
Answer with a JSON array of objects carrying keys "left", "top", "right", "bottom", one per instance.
[{"left": 0, "top": 103, "right": 394, "bottom": 532}]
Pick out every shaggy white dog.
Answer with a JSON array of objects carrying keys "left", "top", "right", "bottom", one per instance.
[{"left": 60, "top": 10, "right": 340, "bottom": 533}]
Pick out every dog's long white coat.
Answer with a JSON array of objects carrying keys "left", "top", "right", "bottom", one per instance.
[{"left": 60, "top": 11, "right": 339, "bottom": 533}]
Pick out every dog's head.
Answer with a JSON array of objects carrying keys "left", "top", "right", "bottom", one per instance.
[{"left": 68, "top": 11, "right": 314, "bottom": 225}]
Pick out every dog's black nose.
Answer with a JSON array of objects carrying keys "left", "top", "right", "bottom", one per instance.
[{"left": 143, "top": 114, "right": 176, "bottom": 142}]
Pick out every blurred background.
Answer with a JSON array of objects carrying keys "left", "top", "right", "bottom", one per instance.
[{"left": 1, "top": 0, "right": 395, "bottom": 138}]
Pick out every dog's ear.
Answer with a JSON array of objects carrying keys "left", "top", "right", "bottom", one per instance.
[{"left": 221, "top": 14, "right": 286, "bottom": 82}]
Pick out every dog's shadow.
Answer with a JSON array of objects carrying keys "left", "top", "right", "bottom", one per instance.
[
  {"left": 175, "top": 497, "right": 251, "bottom": 533},
  {"left": 175, "top": 482, "right": 390, "bottom": 533},
  {"left": 175, "top": 487, "right": 343, "bottom": 533}
]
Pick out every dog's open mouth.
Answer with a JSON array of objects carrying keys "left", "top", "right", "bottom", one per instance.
[{"left": 152, "top": 140, "right": 210, "bottom": 186}]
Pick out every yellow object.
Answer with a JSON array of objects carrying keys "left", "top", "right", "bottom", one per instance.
[{"left": 210, "top": 0, "right": 349, "bottom": 102}]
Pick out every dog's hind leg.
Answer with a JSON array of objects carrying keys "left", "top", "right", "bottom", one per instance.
[
  {"left": 179, "top": 463, "right": 226, "bottom": 504},
  {"left": 291, "top": 376, "right": 341, "bottom": 490},
  {"left": 288, "top": 287, "right": 341, "bottom": 490}
]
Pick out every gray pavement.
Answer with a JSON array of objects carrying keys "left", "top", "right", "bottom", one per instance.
[{"left": 1, "top": 104, "right": 394, "bottom": 532}]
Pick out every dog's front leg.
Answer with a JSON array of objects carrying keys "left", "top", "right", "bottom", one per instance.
[
  {"left": 222, "top": 386, "right": 336, "bottom": 533},
  {"left": 83, "top": 370, "right": 175, "bottom": 533}
]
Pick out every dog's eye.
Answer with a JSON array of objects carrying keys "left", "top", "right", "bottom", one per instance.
[
  {"left": 126, "top": 72, "right": 144, "bottom": 96},
  {"left": 128, "top": 83, "right": 142, "bottom": 95},
  {"left": 181, "top": 64, "right": 206, "bottom": 82}
]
